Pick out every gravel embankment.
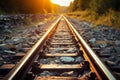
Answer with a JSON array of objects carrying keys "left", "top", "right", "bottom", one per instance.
[
  {"left": 69, "top": 18, "right": 120, "bottom": 78},
  {"left": 0, "top": 14, "right": 54, "bottom": 41},
  {"left": 0, "top": 14, "right": 57, "bottom": 67}
]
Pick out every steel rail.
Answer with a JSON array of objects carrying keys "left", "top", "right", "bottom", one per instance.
[
  {"left": 4, "top": 15, "right": 117, "bottom": 80},
  {"left": 4, "top": 16, "right": 62, "bottom": 80},
  {"left": 63, "top": 16, "right": 116, "bottom": 80}
]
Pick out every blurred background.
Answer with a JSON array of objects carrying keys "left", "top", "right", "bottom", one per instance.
[{"left": 0, "top": 0, "right": 120, "bottom": 27}]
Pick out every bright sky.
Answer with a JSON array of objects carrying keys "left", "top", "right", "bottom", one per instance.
[{"left": 51, "top": 0, "right": 74, "bottom": 6}]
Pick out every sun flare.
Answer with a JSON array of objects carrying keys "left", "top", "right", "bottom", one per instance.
[{"left": 51, "top": 0, "right": 73, "bottom": 6}]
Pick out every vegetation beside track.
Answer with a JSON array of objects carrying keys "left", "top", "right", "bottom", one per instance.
[{"left": 67, "top": 0, "right": 120, "bottom": 29}]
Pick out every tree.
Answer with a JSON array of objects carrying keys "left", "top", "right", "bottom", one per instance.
[
  {"left": 68, "top": 0, "right": 120, "bottom": 14},
  {"left": 68, "top": 0, "right": 91, "bottom": 12},
  {"left": 0, "top": 0, "right": 52, "bottom": 14}
]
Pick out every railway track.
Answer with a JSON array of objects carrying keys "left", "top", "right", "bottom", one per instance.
[{"left": 3, "top": 16, "right": 116, "bottom": 80}]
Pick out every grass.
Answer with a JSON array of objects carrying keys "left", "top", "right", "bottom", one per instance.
[{"left": 66, "top": 10, "right": 120, "bottom": 29}]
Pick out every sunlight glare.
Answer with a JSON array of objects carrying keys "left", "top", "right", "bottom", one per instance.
[{"left": 51, "top": 0, "right": 73, "bottom": 6}]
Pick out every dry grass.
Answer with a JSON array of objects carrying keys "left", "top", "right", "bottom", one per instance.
[{"left": 67, "top": 10, "right": 120, "bottom": 29}]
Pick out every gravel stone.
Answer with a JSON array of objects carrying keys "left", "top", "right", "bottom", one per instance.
[
  {"left": 52, "top": 48, "right": 65, "bottom": 53},
  {"left": 101, "top": 47, "right": 114, "bottom": 54},
  {"left": 100, "top": 43, "right": 108, "bottom": 48},
  {"left": 0, "top": 61, "right": 3, "bottom": 66},
  {"left": 60, "top": 57, "right": 75, "bottom": 63},
  {"left": 0, "top": 44, "right": 7, "bottom": 47},
  {"left": 60, "top": 71, "right": 77, "bottom": 76},
  {"left": 115, "top": 58, "right": 120, "bottom": 65},
  {"left": 89, "top": 38, "right": 96, "bottom": 43},
  {"left": 106, "top": 60, "right": 116, "bottom": 66},
  {"left": 75, "top": 57, "right": 84, "bottom": 63},
  {"left": 39, "top": 71, "right": 55, "bottom": 76},
  {"left": 114, "top": 47, "right": 120, "bottom": 54},
  {"left": 16, "top": 43, "right": 23, "bottom": 52},
  {"left": 108, "top": 56, "right": 116, "bottom": 61},
  {"left": 5, "top": 44, "right": 16, "bottom": 51},
  {"left": 0, "top": 45, "right": 8, "bottom": 50},
  {"left": 12, "top": 37, "right": 26, "bottom": 44},
  {"left": 67, "top": 48, "right": 77, "bottom": 53},
  {"left": 39, "top": 59, "right": 49, "bottom": 64},
  {"left": 4, "top": 50, "right": 16, "bottom": 54},
  {"left": 115, "top": 41, "right": 120, "bottom": 46},
  {"left": 0, "top": 57, "right": 3, "bottom": 61}
]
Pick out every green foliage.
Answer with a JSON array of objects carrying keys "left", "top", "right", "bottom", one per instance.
[
  {"left": 109, "top": 10, "right": 120, "bottom": 26},
  {"left": 68, "top": 0, "right": 120, "bottom": 28},
  {"left": 68, "top": 0, "right": 90, "bottom": 12},
  {"left": 68, "top": 0, "right": 120, "bottom": 14}
]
